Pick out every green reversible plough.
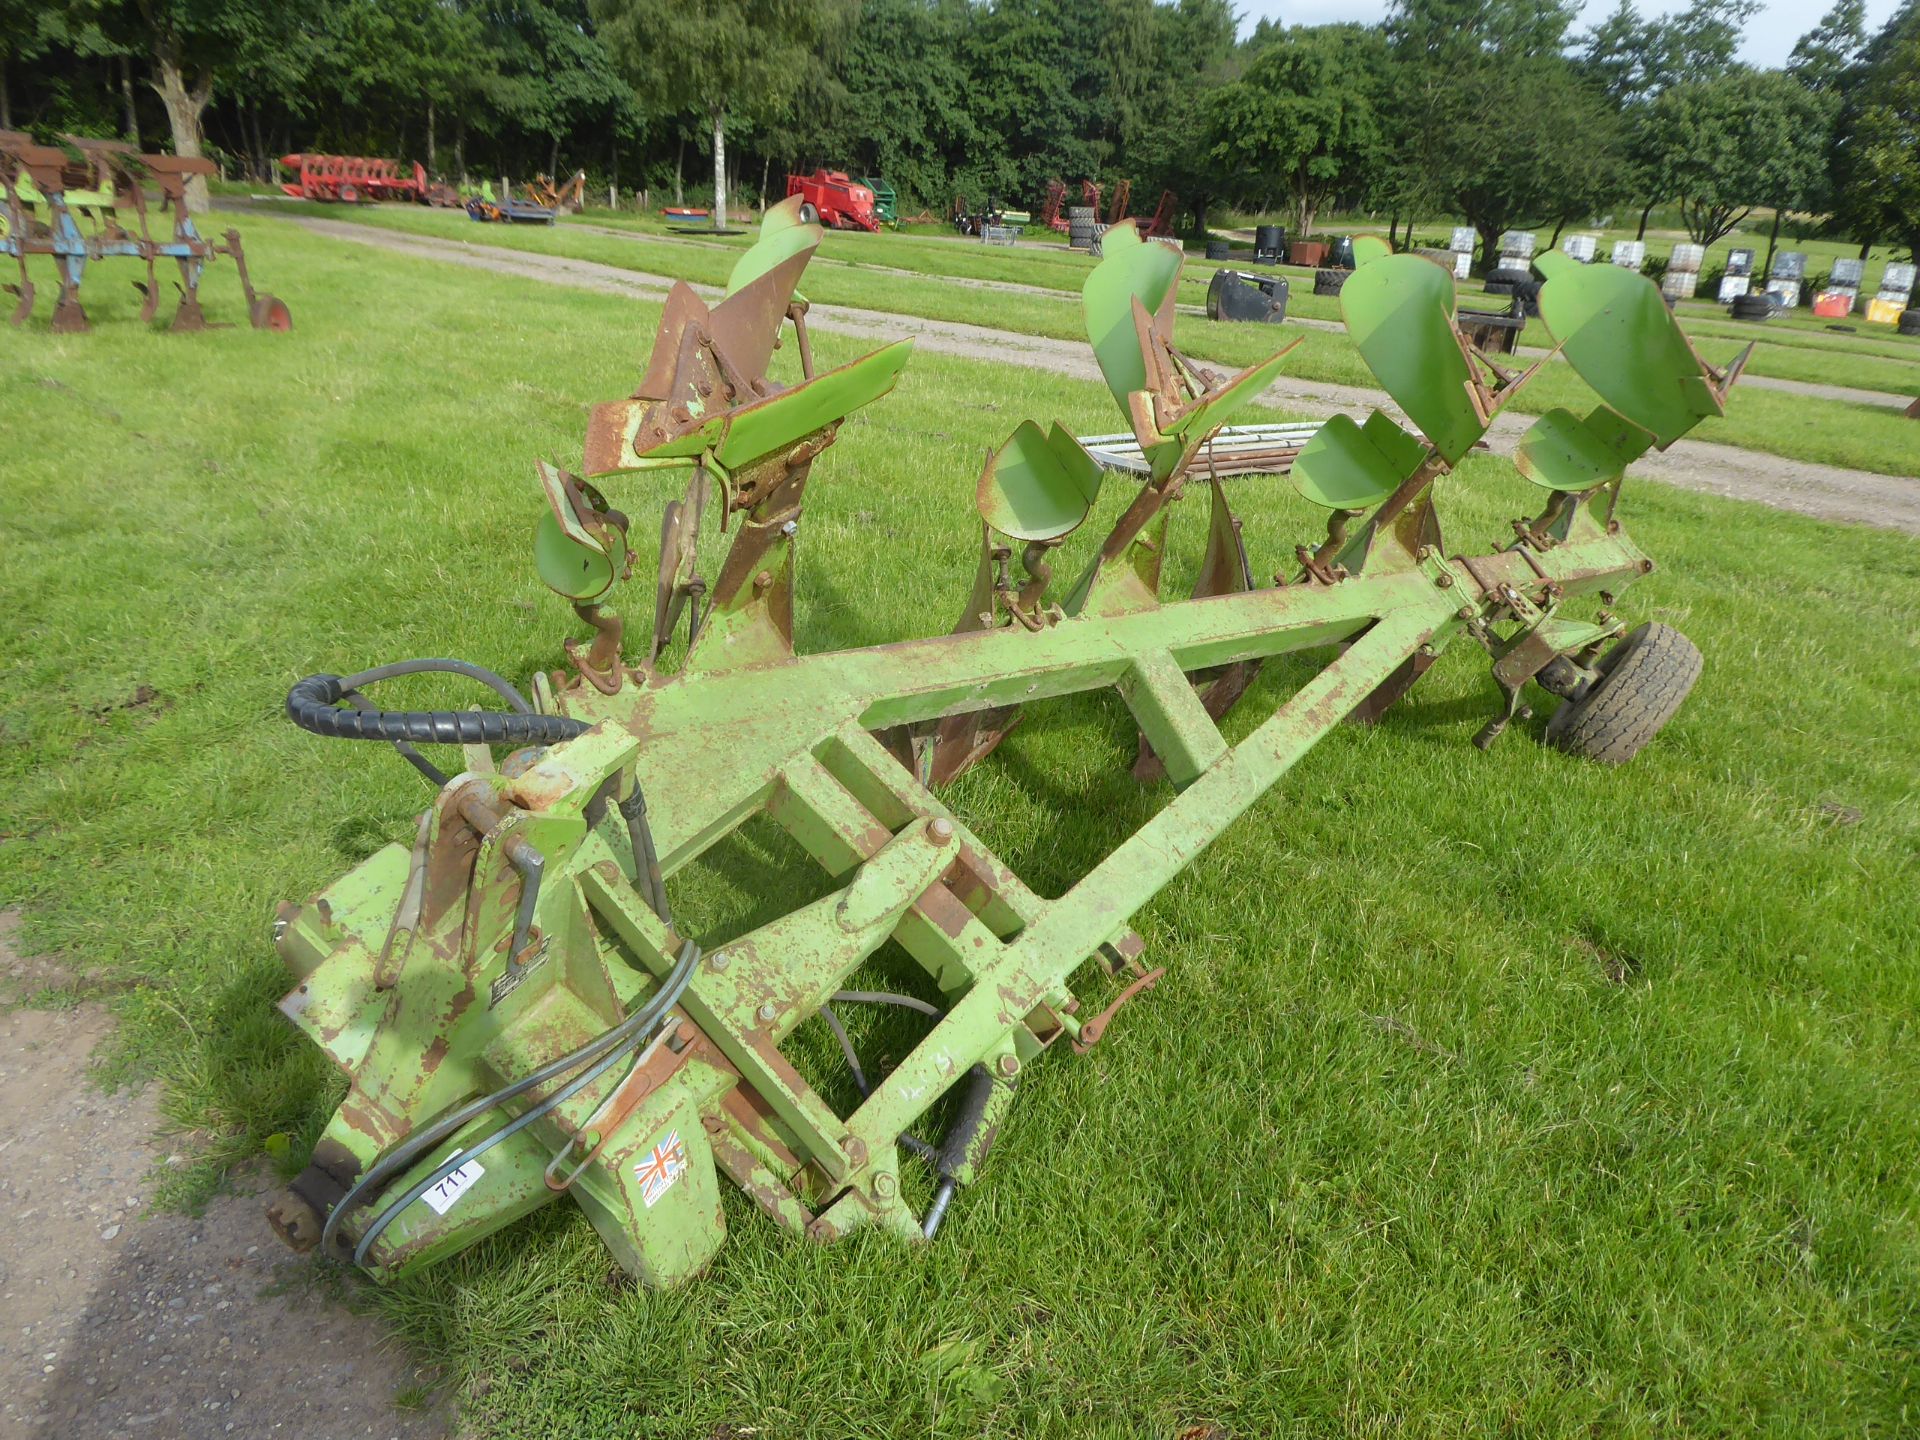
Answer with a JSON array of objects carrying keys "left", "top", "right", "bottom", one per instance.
[{"left": 269, "top": 200, "right": 1744, "bottom": 1285}]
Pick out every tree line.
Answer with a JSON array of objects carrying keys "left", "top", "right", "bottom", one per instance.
[{"left": 3, "top": 0, "right": 1916, "bottom": 265}]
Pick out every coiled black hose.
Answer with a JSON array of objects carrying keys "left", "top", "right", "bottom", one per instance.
[{"left": 287, "top": 669, "right": 591, "bottom": 747}]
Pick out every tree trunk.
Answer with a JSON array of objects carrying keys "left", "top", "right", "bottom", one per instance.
[
  {"left": 711, "top": 110, "right": 727, "bottom": 230},
  {"left": 1549, "top": 215, "right": 1568, "bottom": 248},
  {"left": 1476, "top": 223, "right": 1500, "bottom": 276},
  {"left": 1858, "top": 237, "right": 1871, "bottom": 261},
  {"left": 1636, "top": 199, "right": 1655, "bottom": 241},
  {"left": 1388, "top": 212, "right": 1400, "bottom": 247},
  {"left": 249, "top": 101, "right": 269, "bottom": 181},
  {"left": 455, "top": 118, "right": 466, "bottom": 185},
  {"left": 427, "top": 101, "right": 436, "bottom": 173},
  {"left": 674, "top": 136, "right": 684, "bottom": 205},
  {"left": 151, "top": 53, "right": 213, "bottom": 214},
  {"left": 548, "top": 133, "right": 559, "bottom": 178},
  {"left": 760, "top": 153, "right": 770, "bottom": 211},
  {"left": 1763, "top": 206, "right": 1783, "bottom": 282},
  {"left": 0, "top": 64, "right": 10, "bottom": 132},
  {"left": 120, "top": 56, "right": 140, "bottom": 143}
]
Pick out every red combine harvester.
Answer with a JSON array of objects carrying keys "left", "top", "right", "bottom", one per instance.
[
  {"left": 784, "top": 169, "right": 880, "bottom": 231},
  {"left": 279, "top": 154, "right": 456, "bottom": 206}
]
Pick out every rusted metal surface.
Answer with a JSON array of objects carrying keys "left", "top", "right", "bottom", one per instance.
[{"left": 1, "top": 132, "right": 290, "bottom": 333}]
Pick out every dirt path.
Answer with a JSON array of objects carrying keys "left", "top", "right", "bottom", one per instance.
[
  {"left": 290, "top": 219, "right": 1920, "bottom": 538},
  {"left": 0, "top": 910, "right": 452, "bottom": 1440}
]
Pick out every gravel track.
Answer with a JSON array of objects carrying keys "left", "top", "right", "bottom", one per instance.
[{"left": 0, "top": 911, "right": 452, "bottom": 1440}]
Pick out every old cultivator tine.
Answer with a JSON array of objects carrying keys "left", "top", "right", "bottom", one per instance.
[{"left": 271, "top": 201, "right": 1737, "bottom": 1288}]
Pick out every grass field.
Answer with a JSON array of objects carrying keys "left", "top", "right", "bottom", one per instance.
[
  {"left": 245, "top": 200, "right": 1920, "bottom": 481},
  {"left": 3, "top": 215, "right": 1920, "bottom": 1437}
]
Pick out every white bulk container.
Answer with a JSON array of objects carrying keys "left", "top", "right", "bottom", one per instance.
[{"left": 1660, "top": 269, "right": 1699, "bottom": 300}]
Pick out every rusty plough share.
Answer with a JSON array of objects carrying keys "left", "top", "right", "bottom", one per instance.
[
  {"left": 0, "top": 132, "right": 290, "bottom": 333},
  {"left": 269, "top": 205, "right": 1741, "bottom": 1285}
]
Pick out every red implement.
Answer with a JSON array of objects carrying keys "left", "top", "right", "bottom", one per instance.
[{"left": 784, "top": 170, "right": 880, "bottom": 231}]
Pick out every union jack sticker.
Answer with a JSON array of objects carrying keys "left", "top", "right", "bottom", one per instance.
[{"left": 634, "top": 1129, "right": 689, "bottom": 1208}]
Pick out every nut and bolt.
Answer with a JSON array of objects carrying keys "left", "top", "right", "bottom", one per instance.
[
  {"left": 1457, "top": 605, "right": 1476, "bottom": 621},
  {"left": 996, "top": 1053, "right": 1021, "bottom": 1079},
  {"left": 1418, "top": 643, "right": 1436, "bottom": 657},
  {"left": 757, "top": 1001, "right": 777, "bottom": 1023},
  {"left": 929, "top": 817, "right": 954, "bottom": 844},
  {"left": 873, "top": 1172, "right": 897, "bottom": 1198},
  {"left": 709, "top": 951, "right": 731, "bottom": 971},
  {"left": 1436, "top": 573, "right": 1454, "bottom": 588},
  {"left": 753, "top": 570, "right": 774, "bottom": 591}
]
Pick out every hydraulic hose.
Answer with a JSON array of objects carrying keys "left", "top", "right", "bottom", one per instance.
[
  {"left": 287, "top": 671, "right": 590, "bottom": 746},
  {"left": 322, "top": 937, "right": 702, "bottom": 1263}
]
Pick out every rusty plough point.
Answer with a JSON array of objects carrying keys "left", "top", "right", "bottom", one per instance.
[
  {"left": 0, "top": 132, "right": 290, "bottom": 333},
  {"left": 271, "top": 203, "right": 1736, "bottom": 1288}
]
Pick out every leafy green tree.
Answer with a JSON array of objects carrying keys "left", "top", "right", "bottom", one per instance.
[
  {"left": 1385, "top": 0, "right": 1626, "bottom": 270},
  {"left": 1203, "top": 24, "right": 1384, "bottom": 238},
  {"left": 1578, "top": 0, "right": 1661, "bottom": 106},
  {"left": 1647, "top": 0, "right": 1760, "bottom": 88},
  {"left": 1789, "top": 0, "right": 1868, "bottom": 94},
  {"left": 774, "top": 0, "right": 977, "bottom": 209},
  {"left": 485, "top": 0, "right": 636, "bottom": 181},
  {"left": 960, "top": 0, "right": 1114, "bottom": 198},
  {"left": 1830, "top": 0, "right": 1920, "bottom": 262},
  {"left": 1124, "top": 0, "right": 1235, "bottom": 233},
  {"left": 125, "top": 0, "right": 281, "bottom": 211},
  {"left": 593, "top": 0, "right": 842, "bottom": 228},
  {"left": 1639, "top": 68, "right": 1829, "bottom": 246}
]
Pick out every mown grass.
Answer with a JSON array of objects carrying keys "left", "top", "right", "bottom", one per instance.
[
  {"left": 3, "top": 213, "right": 1919, "bottom": 1438},
  {"left": 254, "top": 200, "right": 1920, "bottom": 478}
]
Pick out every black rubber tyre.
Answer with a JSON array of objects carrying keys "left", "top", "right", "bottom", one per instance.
[
  {"left": 1314, "top": 268, "right": 1347, "bottom": 296},
  {"left": 798, "top": 201, "right": 819, "bottom": 225},
  {"left": 1205, "top": 240, "right": 1231, "bottom": 260},
  {"left": 1900, "top": 308, "right": 1920, "bottom": 336},
  {"left": 1489, "top": 266, "right": 1531, "bottom": 287},
  {"left": 1730, "top": 293, "right": 1771, "bottom": 322},
  {"left": 1484, "top": 280, "right": 1514, "bottom": 296},
  {"left": 1545, "top": 623, "right": 1702, "bottom": 766}
]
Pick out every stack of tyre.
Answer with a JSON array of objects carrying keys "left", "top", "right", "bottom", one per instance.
[{"left": 1066, "top": 206, "right": 1097, "bottom": 251}]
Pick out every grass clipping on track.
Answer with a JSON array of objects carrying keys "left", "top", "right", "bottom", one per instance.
[{"left": 1, "top": 214, "right": 1917, "bottom": 1438}]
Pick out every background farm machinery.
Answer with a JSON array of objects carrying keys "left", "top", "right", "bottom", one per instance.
[
  {"left": 279, "top": 153, "right": 460, "bottom": 207},
  {"left": 785, "top": 169, "right": 882, "bottom": 231},
  {"left": 1, "top": 132, "right": 289, "bottom": 333},
  {"left": 268, "top": 198, "right": 1740, "bottom": 1288}
]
